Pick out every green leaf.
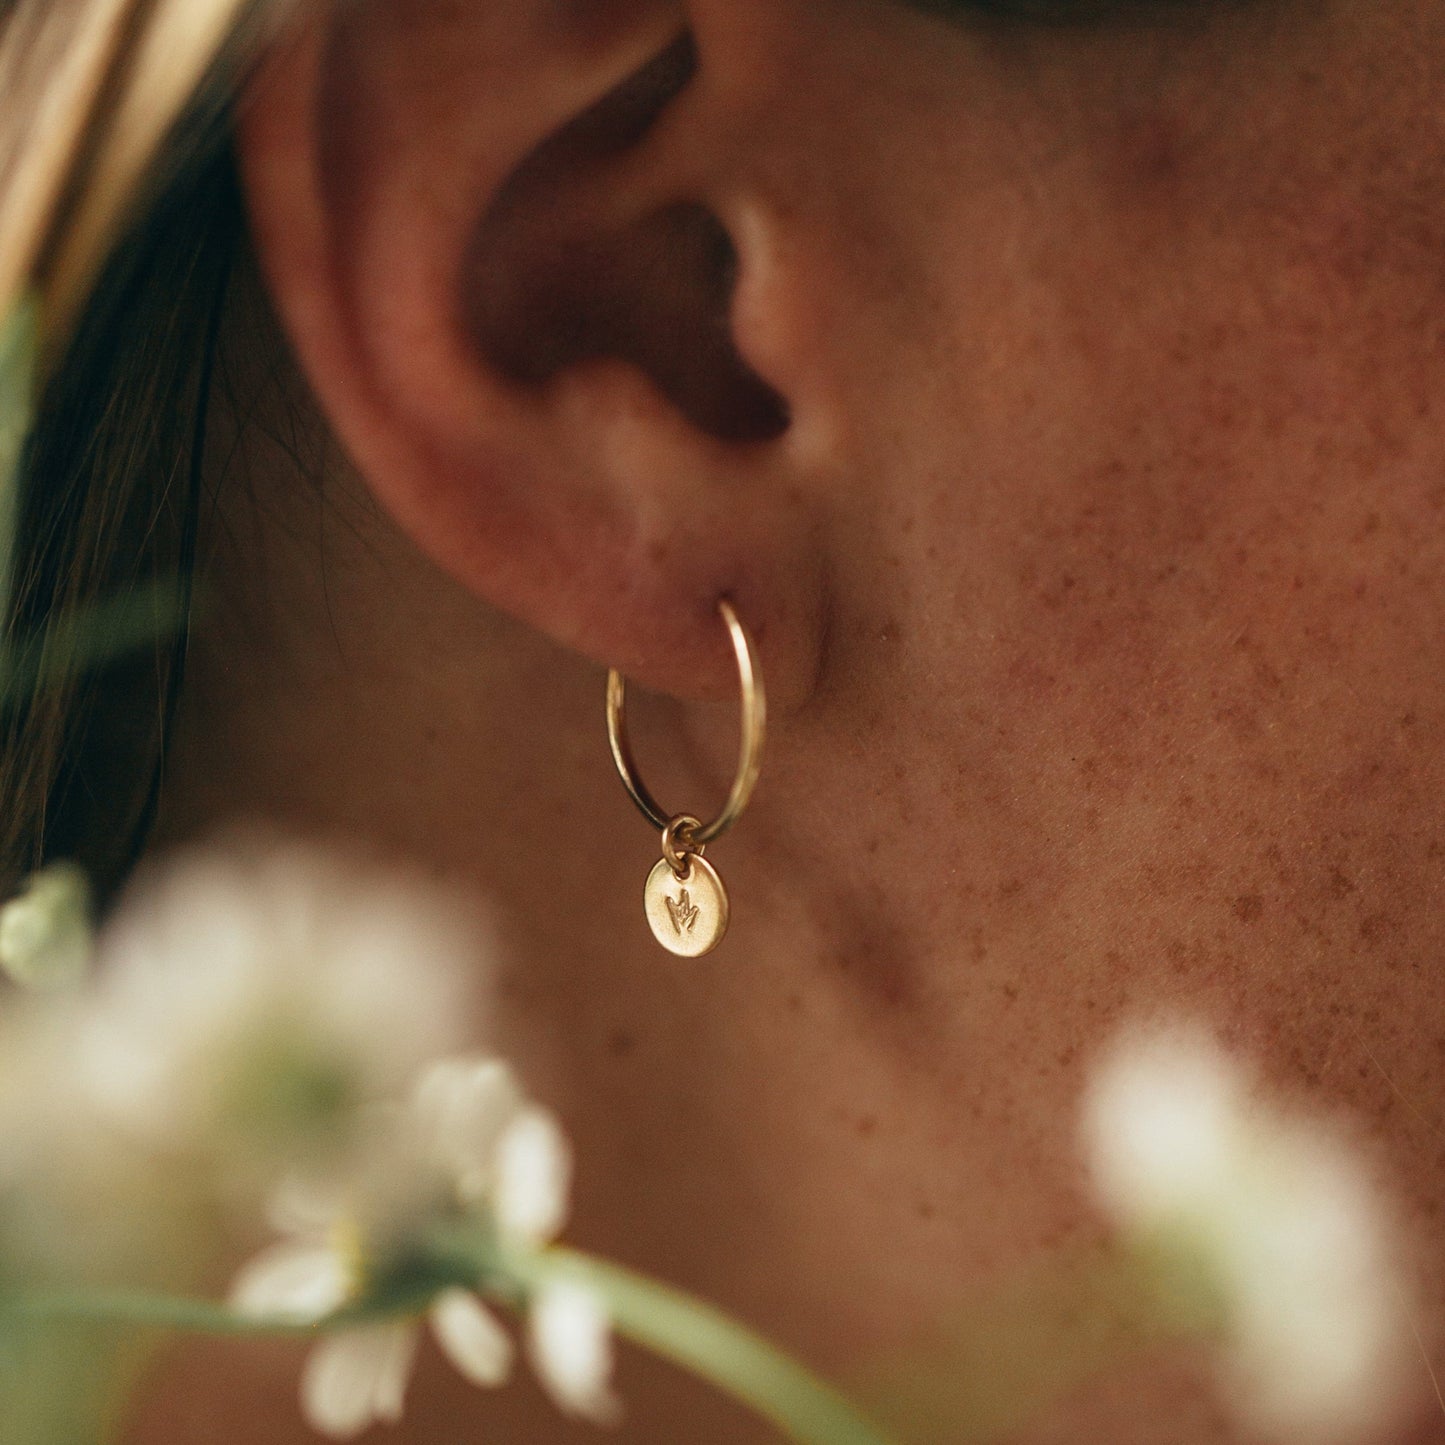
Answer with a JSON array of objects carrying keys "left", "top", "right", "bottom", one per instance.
[
  {"left": 0, "top": 294, "right": 40, "bottom": 611},
  {"left": 0, "top": 578, "right": 189, "bottom": 711},
  {"left": 0, "top": 297, "right": 188, "bottom": 700}
]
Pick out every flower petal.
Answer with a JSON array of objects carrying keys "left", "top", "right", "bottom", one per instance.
[
  {"left": 430, "top": 1288, "right": 515, "bottom": 1388},
  {"left": 229, "top": 1240, "right": 351, "bottom": 1322},
  {"left": 494, "top": 1106, "right": 571, "bottom": 1244},
  {"left": 82, "top": 834, "right": 481, "bottom": 1164},
  {"left": 369, "top": 1322, "right": 419, "bottom": 1425},
  {"left": 527, "top": 1280, "right": 622, "bottom": 1426},
  {"left": 265, "top": 1174, "right": 346, "bottom": 1236},
  {"left": 301, "top": 1324, "right": 419, "bottom": 1439},
  {"left": 1081, "top": 1022, "right": 1241, "bottom": 1228},
  {"left": 412, "top": 1055, "right": 524, "bottom": 1200},
  {"left": 1081, "top": 1021, "right": 1412, "bottom": 1442},
  {"left": 0, "top": 862, "right": 92, "bottom": 991}
]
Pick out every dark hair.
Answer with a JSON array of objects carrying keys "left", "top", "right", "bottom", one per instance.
[
  {"left": 0, "top": 0, "right": 272, "bottom": 900},
  {"left": 1, "top": 145, "right": 242, "bottom": 900}
]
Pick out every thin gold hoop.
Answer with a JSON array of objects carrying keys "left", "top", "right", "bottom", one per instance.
[{"left": 606, "top": 599, "right": 766, "bottom": 848}]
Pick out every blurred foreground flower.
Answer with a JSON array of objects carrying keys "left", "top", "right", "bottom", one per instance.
[
  {"left": 0, "top": 834, "right": 895, "bottom": 1445},
  {"left": 73, "top": 835, "right": 482, "bottom": 1192},
  {"left": 231, "top": 1054, "right": 619, "bottom": 1438},
  {"left": 0, "top": 835, "right": 492, "bottom": 1441},
  {"left": 0, "top": 862, "right": 92, "bottom": 990},
  {"left": 1082, "top": 1021, "right": 1412, "bottom": 1443}
]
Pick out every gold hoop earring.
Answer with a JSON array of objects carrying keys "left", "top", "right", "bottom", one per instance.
[{"left": 606, "top": 599, "right": 766, "bottom": 957}]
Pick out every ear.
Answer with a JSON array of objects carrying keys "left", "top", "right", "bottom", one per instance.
[{"left": 234, "top": 0, "right": 827, "bottom": 701}]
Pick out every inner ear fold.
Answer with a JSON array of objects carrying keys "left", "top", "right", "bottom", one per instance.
[
  {"left": 462, "top": 31, "right": 789, "bottom": 444},
  {"left": 238, "top": 7, "right": 826, "bottom": 702}
]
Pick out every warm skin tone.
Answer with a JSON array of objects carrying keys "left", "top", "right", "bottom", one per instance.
[{"left": 128, "top": 0, "right": 1445, "bottom": 1440}]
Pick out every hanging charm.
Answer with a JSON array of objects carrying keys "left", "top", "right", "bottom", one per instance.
[
  {"left": 607, "top": 600, "right": 765, "bottom": 958},
  {"left": 644, "top": 815, "right": 730, "bottom": 957}
]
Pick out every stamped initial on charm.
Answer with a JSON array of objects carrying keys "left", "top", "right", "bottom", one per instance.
[
  {"left": 645, "top": 856, "right": 729, "bottom": 957},
  {"left": 665, "top": 888, "right": 700, "bottom": 936}
]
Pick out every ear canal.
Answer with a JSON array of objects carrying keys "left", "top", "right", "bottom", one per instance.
[{"left": 463, "top": 31, "right": 790, "bottom": 445}]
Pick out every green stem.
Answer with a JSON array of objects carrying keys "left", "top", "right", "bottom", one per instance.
[
  {"left": 497, "top": 1244, "right": 898, "bottom": 1445},
  {"left": 4, "top": 1290, "right": 320, "bottom": 1338},
  {"left": 7, "top": 1238, "right": 899, "bottom": 1445}
]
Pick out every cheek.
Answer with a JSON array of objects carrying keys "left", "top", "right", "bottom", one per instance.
[
  {"left": 808, "top": 11, "right": 1445, "bottom": 624},
  {"left": 769, "top": 5, "right": 1445, "bottom": 846}
]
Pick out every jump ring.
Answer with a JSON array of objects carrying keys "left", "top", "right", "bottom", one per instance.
[
  {"left": 661, "top": 814, "right": 703, "bottom": 877},
  {"left": 606, "top": 599, "right": 766, "bottom": 847}
]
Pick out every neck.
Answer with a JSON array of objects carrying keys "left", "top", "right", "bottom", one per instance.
[{"left": 154, "top": 359, "right": 1445, "bottom": 1443}]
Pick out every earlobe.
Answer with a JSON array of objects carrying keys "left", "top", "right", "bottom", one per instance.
[{"left": 234, "top": 1, "right": 826, "bottom": 705}]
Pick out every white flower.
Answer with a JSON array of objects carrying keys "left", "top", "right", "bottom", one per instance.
[
  {"left": 411, "top": 1054, "right": 526, "bottom": 1203},
  {"left": 230, "top": 1054, "right": 618, "bottom": 1437},
  {"left": 228, "top": 1179, "right": 358, "bottom": 1323},
  {"left": 255, "top": 1270, "right": 511, "bottom": 1440},
  {"left": 0, "top": 999, "right": 205, "bottom": 1289},
  {"left": 295, "top": 1292, "right": 519, "bottom": 1438},
  {"left": 72, "top": 833, "right": 484, "bottom": 1183},
  {"left": 0, "top": 862, "right": 92, "bottom": 991},
  {"left": 301, "top": 1323, "right": 419, "bottom": 1437},
  {"left": 491, "top": 1103, "right": 573, "bottom": 1243},
  {"left": 1082, "top": 1021, "right": 1412, "bottom": 1443},
  {"left": 528, "top": 1279, "right": 623, "bottom": 1425}
]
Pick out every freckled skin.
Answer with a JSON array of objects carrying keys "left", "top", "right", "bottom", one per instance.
[{"left": 139, "top": 2, "right": 1445, "bottom": 1442}]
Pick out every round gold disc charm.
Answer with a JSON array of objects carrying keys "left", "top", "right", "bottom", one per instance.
[{"left": 645, "top": 855, "right": 730, "bottom": 957}]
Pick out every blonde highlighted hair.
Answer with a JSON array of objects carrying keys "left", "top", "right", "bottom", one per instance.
[{"left": 0, "top": 0, "right": 290, "bottom": 896}]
